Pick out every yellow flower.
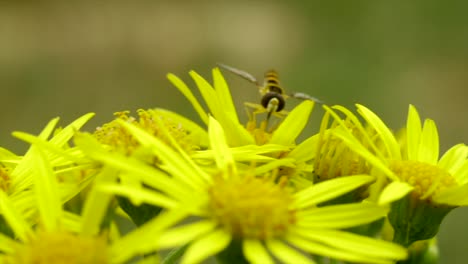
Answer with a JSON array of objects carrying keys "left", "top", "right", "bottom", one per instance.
[
  {"left": 169, "top": 68, "right": 318, "bottom": 189},
  {"left": 168, "top": 68, "right": 315, "bottom": 147},
  {"left": 329, "top": 104, "right": 468, "bottom": 245},
  {"left": 81, "top": 116, "right": 407, "bottom": 264},
  {"left": 94, "top": 108, "right": 208, "bottom": 158},
  {"left": 0, "top": 140, "right": 173, "bottom": 264},
  {"left": 0, "top": 114, "right": 96, "bottom": 224}
]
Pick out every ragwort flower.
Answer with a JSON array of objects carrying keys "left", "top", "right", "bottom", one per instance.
[
  {"left": 169, "top": 68, "right": 319, "bottom": 189},
  {"left": 329, "top": 104, "right": 468, "bottom": 246},
  {"left": 0, "top": 114, "right": 96, "bottom": 229},
  {"left": 0, "top": 140, "right": 174, "bottom": 264},
  {"left": 80, "top": 115, "right": 407, "bottom": 264}
]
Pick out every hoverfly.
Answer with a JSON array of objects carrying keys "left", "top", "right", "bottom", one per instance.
[{"left": 217, "top": 63, "right": 323, "bottom": 121}]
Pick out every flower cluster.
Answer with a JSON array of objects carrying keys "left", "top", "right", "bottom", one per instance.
[{"left": 0, "top": 67, "right": 465, "bottom": 264}]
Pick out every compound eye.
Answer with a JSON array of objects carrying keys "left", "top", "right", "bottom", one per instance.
[{"left": 261, "top": 92, "right": 285, "bottom": 112}]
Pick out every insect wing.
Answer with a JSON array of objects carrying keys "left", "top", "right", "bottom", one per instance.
[
  {"left": 216, "top": 63, "right": 259, "bottom": 86},
  {"left": 290, "top": 92, "right": 324, "bottom": 104}
]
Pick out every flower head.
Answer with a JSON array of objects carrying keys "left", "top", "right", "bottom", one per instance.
[
  {"left": 0, "top": 139, "right": 173, "bottom": 264},
  {"left": 81, "top": 115, "right": 408, "bottom": 264},
  {"left": 168, "top": 68, "right": 315, "bottom": 147},
  {"left": 329, "top": 104, "right": 468, "bottom": 245},
  {"left": 169, "top": 68, "right": 319, "bottom": 189},
  {"left": 0, "top": 114, "right": 96, "bottom": 226},
  {"left": 94, "top": 109, "right": 208, "bottom": 158}
]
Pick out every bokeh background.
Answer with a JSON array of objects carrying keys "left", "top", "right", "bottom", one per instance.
[{"left": 1, "top": 1, "right": 467, "bottom": 263}]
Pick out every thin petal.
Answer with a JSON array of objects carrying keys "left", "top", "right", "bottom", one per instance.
[
  {"left": 356, "top": 104, "right": 401, "bottom": 160},
  {"left": 254, "top": 158, "right": 296, "bottom": 176},
  {"left": 81, "top": 167, "right": 118, "bottom": 236},
  {"left": 266, "top": 239, "right": 316, "bottom": 264},
  {"left": 0, "top": 233, "right": 18, "bottom": 254},
  {"left": 270, "top": 100, "right": 314, "bottom": 146},
  {"left": 434, "top": 183, "right": 468, "bottom": 206},
  {"left": 117, "top": 119, "right": 210, "bottom": 187},
  {"left": 75, "top": 133, "right": 194, "bottom": 199},
  {"left": 49, "top": 113, "right": 95, "bottom": 146},
  {"left": 288, "top": 229, "right": 407, "bottom": 263},
  {"left": 167, "top": 73, "right": 209, "bottom": 124},
  {"left": 296, "top": 203, "right": 388, "bottom": 229},
  {"left": 190, "top": 70, "right": 219, "bottom": 119},
  {"left": 10, "top": 117, "right": 59, "bottom": 191},
  {"left": 158, "top": 220, "right": 219, "bottom": 249},
  {"left": 213, "top": 67, "right": 241, "bottom": 125},
  {"left": 0, "top": 191, "right": 32, "bottom": 242},
  {"left": 98, "top": 184, "right": 179, "bottom": 209},
  {"left": 287, "top": 234, "right": 388, "bottom": 264},
  {"left": 406, "top": 104, "right": 422, "bottom": 161},
  {"left": 378, "top": 181, "right": 414, "bottom": 205},
  {"left": 418, "top": 119, "right": 439, "bottom": 165},
  {"left": 438, "top": 144, "right": 468, "bottom": 175},
  {"left": 181, "top": 229, "right": 232, "bottom": 264},
  {"left": 288, "top": 134, "right": 319, "bottom": 163},
  {"left": 331, "top": 105, "right": 386, "bottom": 160},
  {"left": 208, "top": 116, "right": 234, "bottom": 171},
  {"left": 32, "top": 146, "right": 61, "bottom": 231},
  {"left": 452, "top": 161, "right": 468, "bottom": 185},
  {"left": 294, "top": 175, "right": 375, "bottom": 208},
  {"left": 332, "top": 128, "right": 399, "bottom": 181},
  {"left": 191, "top": 70, "right": 255, "bottom": 146},
  {"left": 111, "top": 210, "right": 188, "bottom": 263},
  {"left": 243, "top": 239, "right": 274, "bottom": 264}
]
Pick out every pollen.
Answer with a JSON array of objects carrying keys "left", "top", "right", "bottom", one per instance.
[
  {"left": 0, "top": 166, "right": 11, "bottom": 192},
  {"left": 8, "top": 230, "right": 108, "bottom": 264},
  {"left": 207, "top": 174, "right": 295, "bottom": 240},
  {"left": 93, "top": 109, "right": 197, "bottom": 156},
  {"left": 246, "top": 119, "right": 272, "bottom": 145},
  {"left": 390, "top": 160, "right": 457, "bottom": 199},
  {"left": 314, "top": 132, "right": 369, "bottom": 181}
]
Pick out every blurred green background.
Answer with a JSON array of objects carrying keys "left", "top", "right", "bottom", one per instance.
[{"left": 1, "top": 1, "right": 467, "bottom": 263}]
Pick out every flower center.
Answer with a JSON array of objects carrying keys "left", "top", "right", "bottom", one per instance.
[
  {"left": 207, "top": 174, "right": 295, "bottom": 240},
  {"left": 9, "top": 230, "right": 108, "bottom": 264},
  {"left": 390, "top": 160, "right": 457, "bottom": 199},
  {"left": 245, "top": 119, "right": 272, "bottom": 145},
  {"left": 0, "top": 166, "right": 11, "bottom": 192},
  {"left": 314, "top": 130, "right": 369, "bottom": 181},
  {"left": 94, "top": 110, "right": 197, "bottom": 157}
]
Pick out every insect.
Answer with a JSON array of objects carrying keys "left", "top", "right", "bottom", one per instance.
[{"left": 217, "top": 63, "right": 323, "bottom": 121}]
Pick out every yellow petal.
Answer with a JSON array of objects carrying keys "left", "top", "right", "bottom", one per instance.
[
  {"left": 294, "top": 175, "right": 375, "bottom": 208},
  {"left": 167, "top": 73, "right": 209, "bottom": 124},
  {"left": 270, "top": 100, "right": 314, "bottom": 146},
  {"left": 295, "top": 203, "right": 387, "bottom": 229},
  {"left": 266, "top": 239, "right": 316, "bottom": 264},
  {"left": 158, "top": 220, "right": 218, "bottom": 249},
  {"left": 181, "top": 228, "right": 231, "bottom": 264},
  {"left": 243, "top": 239, "right": 274, "bottom": 264},
  {"left": 406, "top": 104, "right": 422, "bottom": 160},
  {"left": 418, "top": 119, "right": 439, "bottom": 165},
  {"left": 378, "top": 181, "right": 414, "bottom": 205}
]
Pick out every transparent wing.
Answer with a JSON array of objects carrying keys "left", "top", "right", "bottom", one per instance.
[
  {"left": 290, "top": 92, "right": 324, "bottom": 104},
  {"left": 217, "top": 63, "right": 259, "bottom": 86}
]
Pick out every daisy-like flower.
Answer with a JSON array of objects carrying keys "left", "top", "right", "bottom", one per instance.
[
  {"left": 0, "top": 113, "right": 96, "bottom": 227},
  {"left": 310, "top": 107, "right": 380, "bottom": 204},
  {"left": 0, "top": 138, "right": 178, "bottom": 264},
  {"left": 169, "top": 68, "right": 319, "bottom": 189},
  {"left": 79, "top": 115, "right": 408, "bottom": 264},
  {"left": 329, "top": 104, "right": 468, "bottom": 246},
  {"left": 94, "top": 109, "right": 208, "bottom": 158},
  {"left": 167, "top": 68, "right": 314, "bottom": 147},
  {"left": 93, "top": 108, "right": 210, "bottom": 225}
]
